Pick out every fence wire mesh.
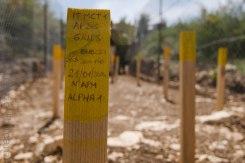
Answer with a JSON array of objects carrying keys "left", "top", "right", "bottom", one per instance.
[
  {"left": 110, "top": 0, "right": 245, "bottom": 82},
  {"left": 0, "top": 0, "right": 64, "bottom": 98}
]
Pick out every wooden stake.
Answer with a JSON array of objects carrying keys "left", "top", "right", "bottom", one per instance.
[
  {"left": 52, "top": 44, "right": 62, "bottom": 118},
  {"left": 179, "top": 31, "right": 196, "bottom": 163},
  {"left": 136, "top": 58, "right": 141, "bottom": 87},
  {"left": 64, "top": 9, "right": 110, "bottom": 163},
  {"left": 163, "top": 47, "right": 171, "bottom": 100},
  {"left": 216, "top": 48, "right": 227, "bottom": 109}
]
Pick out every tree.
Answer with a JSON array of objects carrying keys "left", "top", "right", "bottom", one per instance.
[
  {"left": 137, "top": 14, "right": 150, "bottom": 42},
  {"left": 112, "top": 17, "right": 136, "bottom": 46}
]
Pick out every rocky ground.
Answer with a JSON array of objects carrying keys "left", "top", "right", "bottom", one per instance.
[
  {"left": 0, "top": 75, "right": 244, "bottom": 163},
  {"left": 0, "top": 59, "right": 44, "bottom": 99}
]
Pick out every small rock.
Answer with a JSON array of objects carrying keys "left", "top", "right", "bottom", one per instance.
[
  {"left": 231, "top": 106, "right": 244, "bottom": 113},
  {"left": 108, "top": 152, "right": 123, "bottom": 161},
  {"left": 167, "top": 154, "right": 176, "bottom": 162},
  {"left": 43, "top": 135, "right": 63, "bottom": 155},
  {"left": 142, "top": 138, "right": 162, "bottom": 147},
  {"left": 135, "top": 121, "right": 178, "bottom": 131},
  {"left": 232, "top": 132, "right": 243, "bottom": 142},
  {"left": 198, "top": 154, "right": 228, "bottom": 163},
  {"left": 44, "top": 155, "right": 58, "bottom": 163},
  {"left": 210, "top": 156, "right": 225, "bottom": 162},
  {"left": 14, "top": 152, "right": 33, "bottom": 161},
  {"left": 233, "top": 150, "right": 244, "bottom": 158},
  {"left": 28, "top": 134, "right": 39, "bottom": 144},
  {"left": 155, "top": 154, "right": 163, "bottom": 160},
  {"left": 197, "top": 110, "right": 233, "bottom": 123},
  {"left": 35, "top": 135, "right": 62, "bottom": 157},
  {"left": 113, "top": 115, "right": 129, "bottom": 121},
  {"left": 108, "top": 131, "right": 143, "bottom": 147},
  {"left": 12, "top": 144, "right": 24, "bottom": 152},
  {"left": 170, "top": 143, "right": 180, "bottom": 151},
  {"left": 197, "top": 70, "right": 209, "bottom": 84},
  {"left": 35, "top": 111, "right": 52, "bottom": 119},
  {"left": 209, "top": 141, "right": 227, "bottom": 151},
  {"left": 226, "top": 64, "right": 237, "bottom": 72},
  {"left": 234, "top": 145, "right": 241, "bottom": 150}
]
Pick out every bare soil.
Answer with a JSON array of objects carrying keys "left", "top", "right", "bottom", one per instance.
[{"left": 0, "top": 75, "right": 244, "bottom": 163}]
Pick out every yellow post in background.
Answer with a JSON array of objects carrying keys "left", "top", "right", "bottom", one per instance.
[
  {"left": 216, "top": 47, "right": 227, "bottom": 109},
  {"left": 64, "top": 9, "right": 110, "bottom": 163},
  {"left": 52, "top": 44, "right": 62, "bottom": 118},
  {"left": 179, "top": 31, "right": 196, "bottom": 163},
  {"left": 163, "top": 47, "right": 171, "bottom": 100}
]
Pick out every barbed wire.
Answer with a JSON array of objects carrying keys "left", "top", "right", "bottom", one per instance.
[{"left": 198, "top": 35, "right": 245, "bottom": 50}]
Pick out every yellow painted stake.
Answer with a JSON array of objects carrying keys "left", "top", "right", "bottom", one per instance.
[
  {"left": 64, "top": 9, "right": 110, "bottom": 163},
  {"left": 52, "top": 44, "right": 62, "bottom": 118},
  {"left": 163, "top": 47, "right": 171, "bottom": 100},
  {"left": 216, "top": 48, "right": 227, "bottom": 109},
  {"left": 179, "top": 31, "right": 196, "bottom": 163},
  {"left": 136, "top": 58, "right": 141, "bottom": 87}
]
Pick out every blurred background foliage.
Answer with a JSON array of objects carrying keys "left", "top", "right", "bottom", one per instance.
[
  {"left": 110, "top": 1, "right": 244, "bottom": 67},
  {"left": 0, "top": 0, "right": 61, "bottom": 58},
  {"left": 0, "top": 0, "right": 244, "bottom": 69}
]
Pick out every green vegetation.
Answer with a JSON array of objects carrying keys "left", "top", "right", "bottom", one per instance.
[
  {"left": 1, "top": 0, "right": 244, "bottom": 67},
  {"left": 233, "top": 59, "right": 245, "bottom": 75},
  {"left": 141, "top": 2, "right": 245, "bottom": 61},
  {"left": 0, "top": 0, "right": 61, "bottom": 58},
  {"left": 111, "top": 2, "right": 244, "bottom": 65}
]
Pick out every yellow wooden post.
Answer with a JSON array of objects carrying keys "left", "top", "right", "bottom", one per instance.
[
  {"left": 163, "top": 47, "right": 171, "bottom": 100},
  {"left": 136, "top": 58, "right": 141, "bottom": 87},
  {"left": 179, "top": 31, "right": 196, "bottom": 163},
  {"left": 52, "top": 44, "right": 62, "bottom": 118},
  {"left": 216, "top": 48, "right": 227, "bottom": 109},
  {"left": 64, "top": 9, "right": 110, "bottom": 163}
]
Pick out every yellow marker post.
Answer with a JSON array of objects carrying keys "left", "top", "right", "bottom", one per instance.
[
  {"left": 52, "top": 44, "right": 62, "bottom": 118},
  {"left": 64, "top": 9, "right": 110, "bottom": 163},
  {"left": 216, "top": 47, "right": 227, "bottom": 109},
  {"left": 163, "top": 47, "right": 171, "bottom": 100},
  {"left": 179, "top": 31, "right": 196, "bottom": 163}
]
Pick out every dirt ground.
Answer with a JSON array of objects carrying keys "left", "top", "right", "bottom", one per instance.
[{"left": 0, "top": 75, "right": 244, "bottom": 163}]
